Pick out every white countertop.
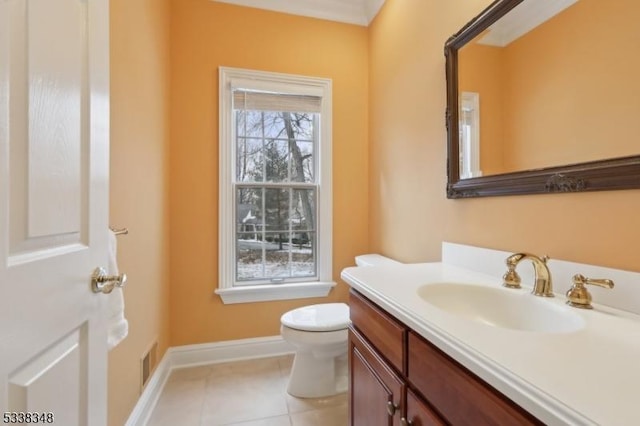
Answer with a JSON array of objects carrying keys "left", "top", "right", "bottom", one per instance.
[{"left": 341, "top": 262, "right": 640, "bottom": 426}]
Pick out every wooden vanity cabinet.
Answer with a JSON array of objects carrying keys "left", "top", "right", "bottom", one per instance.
[
  {"left": 349, "top": 289, "right": 542, "bottom": 426},
  {"left": 349, "top": 290, "right": 444, "bottom": 426},
  {"left": 408, "top": 331, "right": 542, "bottom": 425}
]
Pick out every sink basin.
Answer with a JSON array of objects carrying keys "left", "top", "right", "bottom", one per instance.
[{"left": 417, "top": 283, "right": 585, "bottom": 333}]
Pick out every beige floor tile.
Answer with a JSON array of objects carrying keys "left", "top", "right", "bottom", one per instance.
[
  {"left": 289, "top": 404, "right": 348, "bottom": 426},
  {"left": 200, "top": 387, "right": 288, "bottom": 425},
  {"left": 169, "top": 364, "right": 216, "bottom": 382},
  {"left": 222, "top": 415, "right": 292, "bottom": 426},
  {"left": 146, "top": 377, "right": 206, "bottom": 426},
  {"left": 200, "top": 358, "right": 289, "bottom": 425},
  {"left": 277, "top": 355, "right": 294, "bottom": 376},
  {"left": 276, "top": 355, "right": 294, "bottom": 390},
  {"left": 285, "top": 392, "right": 347, "bottom": 414},
  {"left": 148, "top": 355, "right": 348, "bottom": 426}
]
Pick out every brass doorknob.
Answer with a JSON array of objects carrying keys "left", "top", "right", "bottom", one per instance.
[{"left": 91, "top": 267, "right": 127, "bottom": 294}]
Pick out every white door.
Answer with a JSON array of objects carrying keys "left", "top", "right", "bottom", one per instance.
[{"left": 0, "top": 0, "right": 110, "bottom": 425}]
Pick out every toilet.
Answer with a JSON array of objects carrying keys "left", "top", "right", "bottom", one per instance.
[
  {"left": 280, "top": 303, "right": 350, "bottom": 398},
  {"left": 280, "top": 254, "right": 399, "bottom": 398}
]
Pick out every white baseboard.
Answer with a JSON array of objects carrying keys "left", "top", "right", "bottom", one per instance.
[
  {"left": 124, "top": 335, "right": 295, "bottom": 426},
  {"left": 124, "top": 353, "right": 172, "bottom": 426}
]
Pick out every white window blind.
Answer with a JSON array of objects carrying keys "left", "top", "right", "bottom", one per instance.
[{"left": 232, "top": 90, "right": 322, "bottom": 113}]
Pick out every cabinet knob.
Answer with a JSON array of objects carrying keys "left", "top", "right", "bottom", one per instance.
[
  {"left": 386, "top": 400, "right": 399, "bottom": 416},
  {"left": 401, "top": 418, "right": 413, "bottom": 426}
]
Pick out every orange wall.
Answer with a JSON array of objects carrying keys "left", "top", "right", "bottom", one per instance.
[
  {"left": 458, "top": 0, "right": 640, "bottom": 174},
  {"left": 369, "top": 0, "right": 640, "bottom": 273},
  {"left": 502, "top": 0, "right": 640, "bottom": 171},
  {"left": 169, "top": 0, "right": 369, "bottom": 345},
  {"left": 458, "top": 42, "right": 506, "bottom": 175},
  {"left": 109, "top": 0, "right": 171, "bottom": 424}
]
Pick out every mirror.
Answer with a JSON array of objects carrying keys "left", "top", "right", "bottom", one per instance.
[{"left": 445, "top": 0, "right": 640, "bottom": 198}]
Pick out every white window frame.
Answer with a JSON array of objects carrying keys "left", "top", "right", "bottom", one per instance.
[
  {"left": 216, "top": 67, "right": 335, "bottom": 304},
  {"left": 459, "top": 91, "right": 482, "bottom": 179}
]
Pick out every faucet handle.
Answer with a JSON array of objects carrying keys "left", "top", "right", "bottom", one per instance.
[{"left": 566, "top": 274, "right": 614, "bottom": 309}]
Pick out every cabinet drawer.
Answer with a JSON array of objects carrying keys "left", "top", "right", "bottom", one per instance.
[
  {"left": 408, "top": 332, "right": 542, "bottom": 426},
  {"left": 350, "top": 290, "right": 407, "bottom": 373}
]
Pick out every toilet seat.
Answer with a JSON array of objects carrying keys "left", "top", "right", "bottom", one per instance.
[{"left": 281, "top": 303, "right": 350, "bottom": 332}]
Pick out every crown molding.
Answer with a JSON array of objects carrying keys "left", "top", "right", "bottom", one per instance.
[
  {"left": 478, "top": 0, "right": 578, "bottom": 47},
  {"left": 364, "top": 0, "right": 386, "bottom": 23},
  {"left": 213, "top": 0, "right": 385, "bottom": 26}
]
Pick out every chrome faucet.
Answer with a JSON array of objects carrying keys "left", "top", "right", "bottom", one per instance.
[{"left": 502, "top": 253, "right": 554, "bottom": 297}]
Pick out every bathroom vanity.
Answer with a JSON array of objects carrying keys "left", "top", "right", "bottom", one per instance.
[
  {"left": 342, "top": 243, "right": 640, "bottom": 425},
  {"left": 349, "top": 289, "right": 540, "bottom": 425}
]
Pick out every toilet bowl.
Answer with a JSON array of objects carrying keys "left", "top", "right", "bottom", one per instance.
[{"left": 280, "top": 303, "right": 350, "bottom": 398}]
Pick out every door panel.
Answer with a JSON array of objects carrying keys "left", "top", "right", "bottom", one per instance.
[
  {"left": 0, "top": 0, "right": 110, "bottom": 424},
  {"left": 26, "top": 0, "right": 85, "bottom": 239},
  {"left": 349, "top": 328, "right": 403, "bottom": 426},
  {"left": 405, "top": 388, "right": 445, "bottom": 426},
  {"left": 8, "top": 0, "right": 88, "bottom": 260},
  {"left": 8, "top": 326, "right": 88, "bottom": 425},
  {"left": 351, "top": 347, "right": 391, "bottom": 426}
]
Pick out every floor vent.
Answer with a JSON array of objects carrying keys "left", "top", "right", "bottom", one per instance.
[{"left": 141, "top": 341, "right": 158, "bottom": 391}]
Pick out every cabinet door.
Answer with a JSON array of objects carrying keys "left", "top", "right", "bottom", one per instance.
[
  {"left": 403, "top": 388, "right": 445, "bottom": 426},
  {"left": 350, "top": 328, "right": 404, "bottom": 426}
]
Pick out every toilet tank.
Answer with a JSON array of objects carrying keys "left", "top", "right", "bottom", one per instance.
[{"left": 354, "top": 254, "right": 401, "bottom": 267}]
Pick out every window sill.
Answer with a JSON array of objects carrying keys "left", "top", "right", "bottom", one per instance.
[{"left": 215, "top": 281, "right": 336, "bottom": 304}]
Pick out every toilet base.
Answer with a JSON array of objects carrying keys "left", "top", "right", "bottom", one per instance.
[
  {"left": 286, "top": 352, "right": 348, "bottom": 398},
  {"left": 279, "top": 303, "right": 350, "bottom": 399}
]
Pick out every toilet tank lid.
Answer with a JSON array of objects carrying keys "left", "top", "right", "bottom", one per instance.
[
  {"left": 281, "top": 303, "right": 350, "bottom": 332},
  {"left": 355, "top": 254, "right": 401, "bottom": 267}
]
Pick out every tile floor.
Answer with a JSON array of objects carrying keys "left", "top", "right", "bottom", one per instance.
[{"left": 147, "top": 355, "right": 348, "bottom": 426}]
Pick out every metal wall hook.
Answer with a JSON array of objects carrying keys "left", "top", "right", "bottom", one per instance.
[{"left": 109, "top": 226, "right": 128, "bottom": 236}]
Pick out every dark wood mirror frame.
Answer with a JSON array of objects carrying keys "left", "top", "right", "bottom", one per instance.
[{"left": 445, "top": 0, "right": 640, "bottom": 198}]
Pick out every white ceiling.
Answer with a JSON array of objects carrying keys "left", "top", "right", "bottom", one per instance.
[
  {"left": 214, "top": 0, "right": 387, "bottom": 26},
  {"left": 477, "top": 0, "right": 579, "bottom": 47}
]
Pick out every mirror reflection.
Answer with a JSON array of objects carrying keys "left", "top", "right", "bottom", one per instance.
[{"left": 457, "top": 0, "right": 640, "bottom": 179}]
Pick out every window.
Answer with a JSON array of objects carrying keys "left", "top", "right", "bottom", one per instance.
[
  {"left": 459, "top": 91, "right": 482, "bottom": 179},
  {"left": 217, "top": 67, "right": 334, "bottom": 304}
]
